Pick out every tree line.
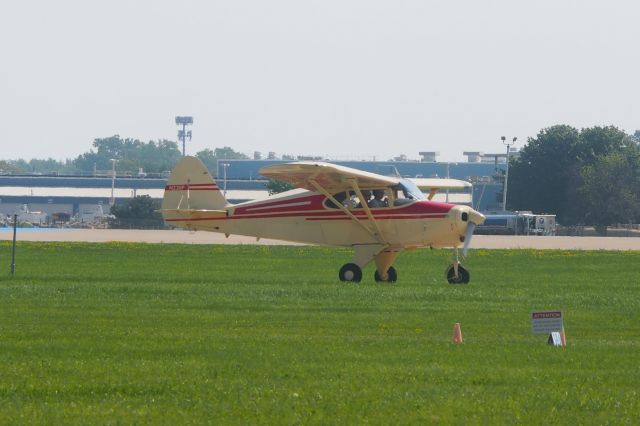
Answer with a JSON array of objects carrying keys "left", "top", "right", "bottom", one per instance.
[
  {"left": 1, "top": 129, "right": 639, "bottom": 231},
  {"left": 0, "top": 135, "right": 247, "bottom": 177},
  {"left": 508, "top": 125, "right": 640, "bottom": 233}
]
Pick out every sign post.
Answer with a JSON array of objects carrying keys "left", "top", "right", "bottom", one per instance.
[
  {"left": 531, "top": 311, "right": 565, "bottom": 347},
  {"left": 11, "top": 214, "right": 17, "bottom": 275}
]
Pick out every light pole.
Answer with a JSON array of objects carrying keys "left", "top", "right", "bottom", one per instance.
[
  {"left": 445, "top": 162, "right": 457, "bottom": 203},
  {"left": 501, "top": 136, "right": 517, "bottom": 211},
  {"left": 221, "top": 163, "right": 230, "bottom": 197},
  {"left": 110, "top": 159, "right": 117, "bottom": 206},
  {"left": 175, "top": 116, "right": 193, "bottom": 156}
]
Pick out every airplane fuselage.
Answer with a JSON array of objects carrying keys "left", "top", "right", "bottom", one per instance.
[{"left": 165, "top": 189, "right": 470, "bottom": 249}]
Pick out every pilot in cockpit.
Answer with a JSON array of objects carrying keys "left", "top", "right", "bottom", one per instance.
[{"left": 368, "top": 189, "right": 388, "bottom": 208}]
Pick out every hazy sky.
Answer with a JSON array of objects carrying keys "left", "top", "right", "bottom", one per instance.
[{"left": 1, "top": 0, "right": 639, "bottom": 162}]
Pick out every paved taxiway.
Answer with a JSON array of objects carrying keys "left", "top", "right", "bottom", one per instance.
[{"left": 1, "top": 229, "right": 639, "bottom": 250}]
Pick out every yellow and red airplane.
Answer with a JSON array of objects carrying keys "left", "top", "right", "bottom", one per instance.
[{"left": 162, "top": 157, "right": 485, "bottom": 284}]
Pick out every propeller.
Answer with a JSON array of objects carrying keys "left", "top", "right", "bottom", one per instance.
[{"left": 462, "top": 222, "right": 476, "bottom": 257}]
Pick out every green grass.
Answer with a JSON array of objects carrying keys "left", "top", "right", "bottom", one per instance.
[{"left": 0, "top": 242, "right": 638, "bottom": 424}]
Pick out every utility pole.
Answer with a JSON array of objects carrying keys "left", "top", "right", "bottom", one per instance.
[{"left": 110, "top": 159, "right": 117, "bottom": 206}]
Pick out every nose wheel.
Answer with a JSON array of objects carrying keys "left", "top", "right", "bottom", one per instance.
[
  {"left": 447, "top": 248, "right": 470, "bottom": 284},
  {"left": 339, "top": 263, "right": 363, "bottom": 283}
]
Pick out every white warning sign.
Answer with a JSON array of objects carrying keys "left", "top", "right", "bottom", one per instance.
[{"left": 531, "top": 311, "right": 563, "bottom": 334}]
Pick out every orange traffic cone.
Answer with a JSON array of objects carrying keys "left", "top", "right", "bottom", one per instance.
[
  {"left": 452, "top": 322, "right": 463, "bottom": 344},
  {"left": 560, "top": 327, "right": 567, "bottom": 347}
]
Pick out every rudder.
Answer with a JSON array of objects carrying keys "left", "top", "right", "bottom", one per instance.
[{"left": 162, "top": 156, "right": 228, "bottom": 217}]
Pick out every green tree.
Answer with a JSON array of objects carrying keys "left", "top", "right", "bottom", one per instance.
[
  {"left": 580, "top": 145, "right": 640, "bottom": 234},
  {"left": 195, "top": 148, "right": 217, "bottom": 173},
  {"left": 110, "top": 195, "right": 161, "bottom": 220},
  {"left": 0, "top": 160, "right": 25, "bottom": 173},
  {"left": 28, "top": 158, "right": 77, "bottom": 174},
  {"left": 508, "top": 125, "right": 631, "bottom": 224},
  {"left": 213, "top": 146, "right": 249, "bottom": 160},
  {"left": 265, "top": 179, "right": 294, "bottom": 195},
  {"left": 73, "top": 136, "right": 182, "bottom": 174},
  {"left": 196, "top": 146, "right": 248, "bottom": 176},
  {"left": 73, "top": 135, "right": 129, "bottom": 172},
  {"left": 578, "top": 126, "right": 627, "bottom": 164},
  {"left": 4, "top": 159, "right": 31, "bottom": 173},
  {"left": 109, "top": 195, "right": 165, "bottom": 229},
  {"left": 508, "top": 125, "right": 581, "bottom": 222}
]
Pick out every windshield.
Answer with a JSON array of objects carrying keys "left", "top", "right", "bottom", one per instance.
[{"left": 398, "top": 179, "right": 426, "bottom": 200}]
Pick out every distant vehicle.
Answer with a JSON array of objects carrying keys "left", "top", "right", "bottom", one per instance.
[
  {"left": 51, "top": 212, "right": 71, "bottom": 223},
  {"left": 162, "top": 157, "right": 485, "bottom": 284},
  {"left": 14, "top": 204, "right": 48, "bottom": 225},
  {"left": 78, "top": 204, "right": 109, "bottom": 224},
  {"left": 476, "top": 212, "right": 556, "bottom": 235},
  {"left": 530, "top": 214, "right": 556, "bottom": 235}
]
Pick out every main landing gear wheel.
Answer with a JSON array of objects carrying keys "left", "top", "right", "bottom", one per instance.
[
  {"left": 374, "top": 266, "right": 397, "bottom": 283},
  {"left": 339, "top": 263, "right": 362, "bottom": 283},
  {"left": 446, "top": 264, "right": 470, "bottom": 284}
]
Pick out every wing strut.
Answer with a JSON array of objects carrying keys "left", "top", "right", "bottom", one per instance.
[
  {"left": 308, "top": 179, "right": 382, "bottom": 243},
  {"left": 347, "top": 178, "right": 387, "bottom": 245}
]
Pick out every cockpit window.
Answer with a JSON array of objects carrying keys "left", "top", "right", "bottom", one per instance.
[
  {"left": 324, "top": 182, "right": 424, "bottom": 209},
  {"left": 325, "top": 189, "right": 389, "bottom": 209},
  {"left": 325, "top": 191, "right": 348, "bottom": 209},
  {"left": 398, "top": 179, "right": 425, "bottom": 200}
]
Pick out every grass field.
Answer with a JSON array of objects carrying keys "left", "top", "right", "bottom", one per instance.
[{"left": 0, "top": 242, "right": 638, "bottom": 424}]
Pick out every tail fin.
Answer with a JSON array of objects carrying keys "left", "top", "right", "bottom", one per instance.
[{"left": 161, "top": 157, "right": 228, "bottom": 225}]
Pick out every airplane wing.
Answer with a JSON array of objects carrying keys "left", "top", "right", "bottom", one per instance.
[
  {"left": 408, "top": 178, "right": 472, "bottom": 191},
  {"left": 259, "top": 162, "right": 400, "bottom": 192},
  {"left": 408, "top": 178, "right": 472, "bottom": 200}
]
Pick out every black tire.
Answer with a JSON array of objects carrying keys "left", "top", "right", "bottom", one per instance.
[
  {"left": 461, "top": 266, "right": 470, "bottom": 284},
  {"left": 446, "top": 264, "right": 470, "bottom": 284},
  {"left": 374, "top": 266, "right": 397, "bottom": 283},
  {"left": 339, "top": 263, "right": 362, "bottom": 283}
]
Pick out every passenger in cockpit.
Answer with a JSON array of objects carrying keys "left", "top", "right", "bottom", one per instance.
[{"left": 356, "top": 190, "right": 372, "bottom": 208}]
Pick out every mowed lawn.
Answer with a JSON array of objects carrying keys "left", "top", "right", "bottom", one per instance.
[{"left": 0, "top": 242, "right": 638, "bottom": 424}]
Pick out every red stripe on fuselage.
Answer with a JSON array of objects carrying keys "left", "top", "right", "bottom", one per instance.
[
  {"left": 233, "top": 196, "right": 453, "bottom": 216},
  {"left": 231, "top": 210, "right": 448, "bottom": 219},
  {"left": 166, "top": 199, "right": 453, "bottom": 222},
  {"left": 165, "top": 214, "right": 447, "bottom": 222},
  {"left": 234, "top": 194, "right": 326, "bottom": 214},
  {"left": 305, "top": 214, "right": 447, "bottom": 221}
]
